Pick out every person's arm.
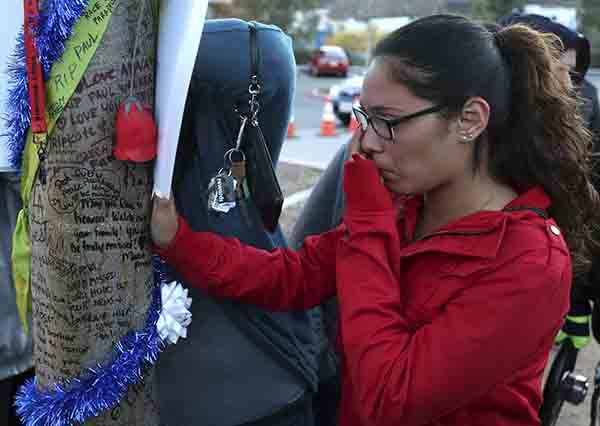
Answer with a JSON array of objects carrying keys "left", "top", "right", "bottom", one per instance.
[
  {"left": 152, "top": 202, "right": 340, "bottom": 311},
  {"left": 290, "top": 142, "right": 348, "bottom": 248},
  {"left": 555, "top": 279, "right": 592, "bottom": 348},
  {"left": 337, "top": 156, "right": 570, "bottom": 426}
]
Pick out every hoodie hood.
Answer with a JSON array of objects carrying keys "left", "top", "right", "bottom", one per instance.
[{"left": 497, "top": 13, "right": 591, "bottom": 81}]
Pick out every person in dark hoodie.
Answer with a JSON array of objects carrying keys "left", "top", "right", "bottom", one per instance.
[
  {"left": 155, "top": 19, "right": 320, "bottom": 426},
  {"left": 496, "top": 12, "right": 600, "bottom": 353},
  {"left": 497, "top": 14, "right": 599, "bottom": 144}
]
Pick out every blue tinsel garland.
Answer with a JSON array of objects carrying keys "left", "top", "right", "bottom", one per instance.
[
  {"left": 4, "top": 0, "right": 89, "bottom": 170},
  {"left": 15, "top": 256, "right": 170, "bottom": 426}
]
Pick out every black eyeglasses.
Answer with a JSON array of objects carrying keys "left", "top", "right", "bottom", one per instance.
[{"left": 352, "top": 104, "right": 444, "bottom": 141}]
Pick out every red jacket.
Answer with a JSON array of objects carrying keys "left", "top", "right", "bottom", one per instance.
[{"left": 156, "top": 186, "right": 570, "bottom": 426}]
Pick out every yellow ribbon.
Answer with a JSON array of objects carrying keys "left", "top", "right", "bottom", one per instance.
[{"left": 13, "top": 0, "right": 115, "bottom": 331}]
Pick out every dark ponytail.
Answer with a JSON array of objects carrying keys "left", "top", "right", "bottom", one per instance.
[
  {"left": 373, "top": 15, "right": 599, "bottom": 278},
  {"left": 491, "top": 24, "right": 597, "bottom": 277}
]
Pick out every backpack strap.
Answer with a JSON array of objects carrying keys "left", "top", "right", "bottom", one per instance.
[{"left": 248, "top": 21, "right": 259, "bottom": 84}]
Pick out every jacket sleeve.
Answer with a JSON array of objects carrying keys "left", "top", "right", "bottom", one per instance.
[
  {"left": 336, "top": 212, "right": 570, "bottom": 426},
  {"left": 154, "top": 216, "right": 339, "bottom": 310}
]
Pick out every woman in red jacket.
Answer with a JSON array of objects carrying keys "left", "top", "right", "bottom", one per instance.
[{"left": 151, "top": 15, "right": 598, "bottom": 426}]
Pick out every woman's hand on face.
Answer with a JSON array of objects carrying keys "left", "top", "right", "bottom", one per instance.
[
  {"left": 344, "top": 152, "right": 394, "bottom": 214},
  {"left": 346, "top": 129, "right": 406, "bottom": 218},
  {"left": 347, "top": 128, "right": 366, "bottom": 158},
  {"left": 151, "top": 195, "right": 179, "bottom": 248}
]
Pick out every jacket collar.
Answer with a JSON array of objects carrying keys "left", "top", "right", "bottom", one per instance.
[{"left": 400, "top": 186, "right": 550, "bottom": 260}]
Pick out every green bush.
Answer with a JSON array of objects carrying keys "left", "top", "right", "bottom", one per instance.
[{"left": 326, "top": 30, "right": 387, "bottom": 54}]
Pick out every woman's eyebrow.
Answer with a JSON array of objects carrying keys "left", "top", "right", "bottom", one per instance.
[
  {"left": 360, "top": 103, "right": 406, "bottom": 114},
  {"left": 365, "top": 104, "right": 407, "bottom": 115}
]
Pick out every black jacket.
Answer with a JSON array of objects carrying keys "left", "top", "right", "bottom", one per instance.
[{"left": 581, "top": 79, "right": 600, "bottom": 149}]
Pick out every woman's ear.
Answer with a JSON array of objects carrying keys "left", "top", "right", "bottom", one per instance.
[{"left": 456, "top": 97, "right": 490, "bottom": 143}]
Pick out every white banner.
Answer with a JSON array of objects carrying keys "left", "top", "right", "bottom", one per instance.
[
  {"left": 0, "top": 0, "right": 23, "bottom": 172},
  {"left": 153, "top": 0, "right": 209, "bottom": 198}
]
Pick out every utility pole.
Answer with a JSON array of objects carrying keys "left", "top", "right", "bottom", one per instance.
[{"left": 364, "top": 0, "right": 377, "bottom": 66}]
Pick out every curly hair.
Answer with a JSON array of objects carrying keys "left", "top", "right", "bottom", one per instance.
[{"left": 492, "top": 24, "right": 597, "bottom": 277}]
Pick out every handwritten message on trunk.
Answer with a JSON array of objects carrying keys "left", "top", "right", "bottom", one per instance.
[{"left": 29, "top": 1, "right": 159, "bottom": 424}]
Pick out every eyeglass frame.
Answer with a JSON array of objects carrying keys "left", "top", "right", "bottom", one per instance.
[{"left": 352, "top": 104, "right": 445, "bottom": 141}]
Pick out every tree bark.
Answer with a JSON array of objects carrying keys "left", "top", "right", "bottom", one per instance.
[{"left": 28, "top": 0, "right": 158, "bottom": 424}]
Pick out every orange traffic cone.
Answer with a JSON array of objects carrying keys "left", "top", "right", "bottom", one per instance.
[
  {"left": 319, "top": 97, "right": 337, "bottom": 137},
  {"left": 348, "top": 96, "right": 360, "bottom": 133},
  {"left": 286, "top": 114, "right": 297, "bottom": 138}
]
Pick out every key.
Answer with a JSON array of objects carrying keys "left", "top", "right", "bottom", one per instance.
[
  {"left": 230, "top": 159, "right": 246, "bottom": 199},
  {"left": 225, "top": 148, "right": 252, "bottom": 224},
  {"left": 226, "top": 149, "right": 246, "bottom": 198},
  {"left": 230, "top": 159, "right": 252, "bottom": 224}
]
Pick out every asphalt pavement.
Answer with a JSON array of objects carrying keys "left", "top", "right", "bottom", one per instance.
[{"left": 280, "top": 128, "right": 350, "bottom": 170}]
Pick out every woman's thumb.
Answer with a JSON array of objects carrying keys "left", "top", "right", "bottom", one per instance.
[{"left": 153, "top": 195, "right": 175, "bottom": 212}]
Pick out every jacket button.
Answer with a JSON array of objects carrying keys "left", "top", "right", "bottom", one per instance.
[{"left": 550, "top": 225, "right": 561, "bottom": 236}]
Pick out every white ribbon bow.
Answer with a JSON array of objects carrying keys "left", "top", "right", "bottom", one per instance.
[{"left": 157, "top": 281, "right": 192, "bottom": 345}]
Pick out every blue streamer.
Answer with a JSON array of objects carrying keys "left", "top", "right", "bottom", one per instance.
[
  {"left": 3, "top": 0, "right": 89, "bottom": 170},
  {"left": 15, "top": 256, "right": 170, "bottom": 426}
]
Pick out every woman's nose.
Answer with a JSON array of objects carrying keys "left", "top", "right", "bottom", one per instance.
[{"left": 360, "top": 128, "right": 385, "bottom": 155}]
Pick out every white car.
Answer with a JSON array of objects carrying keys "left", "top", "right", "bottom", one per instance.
[{"left": 329, "top": 74, "right": 364, "bottom": 125}]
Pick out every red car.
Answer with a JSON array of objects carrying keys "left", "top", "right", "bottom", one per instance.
[{"left": 310, "top": 45, "right": 349, "bottom": 77}]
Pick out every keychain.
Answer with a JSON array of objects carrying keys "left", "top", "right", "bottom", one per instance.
[
  {"left": 207, "top": 169, "right": 237, "bottom": 214},
  {"left": 207, "top": 116, "right": 253, "bottom": 217}
]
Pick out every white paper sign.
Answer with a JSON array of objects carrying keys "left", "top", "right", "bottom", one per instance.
[
  {"left": 153, "top": 0, "right": 209, "bottom": 198},
  {"left": 0, "top": 1, "right": 23, "bottom": 172}
]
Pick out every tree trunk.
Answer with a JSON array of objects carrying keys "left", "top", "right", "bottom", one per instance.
[{"left": 28, "top": 0, "right": 159, "bottom": 424}]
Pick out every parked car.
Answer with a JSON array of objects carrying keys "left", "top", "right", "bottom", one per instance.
[
  {"left": 310, "top": 45, "right": 349, "bottom": 77},
  {"left": 330, "top": 74, "right": 364, "bottom": 125}
]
